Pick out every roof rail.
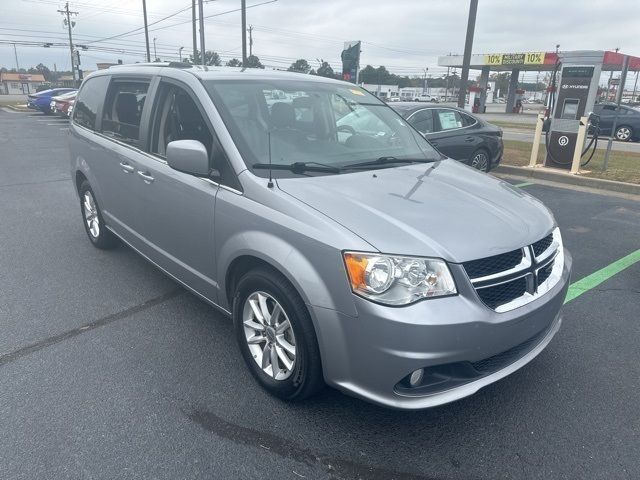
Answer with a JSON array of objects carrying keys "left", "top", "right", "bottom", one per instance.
[{"left": 108, "top": 62, "right": 197, "bottom": 69}]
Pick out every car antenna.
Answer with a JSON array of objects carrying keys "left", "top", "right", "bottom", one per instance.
[{"left": 267, "top": 130, "right": 274, "bottom": 188}]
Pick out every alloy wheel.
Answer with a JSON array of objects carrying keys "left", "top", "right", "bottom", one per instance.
[
  {"left": 83, "top": 191, "right": 100, "bottom": 238},
  {"left": 242, "top": 291, "right": 297, "bottom": 380},
  {"left": 471, "top": 151, "right": 488, "bottom": 171},
  {"left": 616, "top": 127, "right": 631, "bottom": 141}
]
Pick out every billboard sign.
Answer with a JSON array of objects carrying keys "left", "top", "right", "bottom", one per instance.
[
  {"left": 341, "top": 41, "right": 361, "bottom": 83},
  {"left": 483, "top": 52, "right": 546, "bottom": 66}
]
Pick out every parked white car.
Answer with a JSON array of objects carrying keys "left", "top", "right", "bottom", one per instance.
[{"left": 414, "top": 94, "right": 439, "bottom": 103}]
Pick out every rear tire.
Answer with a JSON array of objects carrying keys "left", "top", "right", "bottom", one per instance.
[
  {"left": 78, "top": 180, "right": 118, "bottom": 249},
  {"left": 232, "top": 267, "right": 324, "bottom": 401},
  {"left": 470, "top": 148, "right": 491, "bottom": 172},
  {"left": 615, "top": 125, "right": 633, "bottom": 142}
]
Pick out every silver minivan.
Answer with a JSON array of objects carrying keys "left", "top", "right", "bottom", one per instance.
[{"left": 69, "top": 64, "right": 571, "bottom": 409}]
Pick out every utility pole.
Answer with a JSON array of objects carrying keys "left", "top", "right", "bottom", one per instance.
[
  {"left": 457, "top": 0, "right": 478, "bottom": 108},
  {"left": 191, "top": 0, "right": 197, "bottom": 62},
  {"left": 241, "top": 0, "right": 247, "bottom": 66},
  {"left": 12, "top": 43, "right": 19, "bottom": 71},
  {"left": 153, "top": 37, "right": 157, "bottom": 61},
  {"left": 423, "top": 68, "right": 428, "bottom": 95},
  {"left": 248, "top": 25, "right": 253, "bottom": 57},
  {"left": 445, "top": 66, "right": 450, "bottom": 100},
  {"left": 607, "top": 47, "right": 620, "bottom": 100},
  {"left": 58, "top": 2, "right": 79, "bottom": 83},
  {"left": 142, "top": 0, "right": 151, "bottom": 62},
  {"left": 198, "top": 0, "right": 205, "bottom": 66},
  {"left": 603, "top": 54, "right": 629, "bottom": 171}
]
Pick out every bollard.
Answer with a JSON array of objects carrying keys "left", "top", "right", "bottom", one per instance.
[
  {"left": 528, "top": 113, "right": 545, "bottom": 167},
  {"left": 570, "top": 116, "right": 589, "bottom": 174}
]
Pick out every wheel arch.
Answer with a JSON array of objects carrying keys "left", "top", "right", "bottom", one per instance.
[
  {"left": 75, "top": 170, "right": 88, "bottom": 195},
  {"left": 218, "top": 231, "right": 357, "bottom": 317}
]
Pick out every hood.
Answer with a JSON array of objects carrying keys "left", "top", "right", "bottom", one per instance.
[{"left": 276, "top": 160, "right": 554, "bottom": 263}]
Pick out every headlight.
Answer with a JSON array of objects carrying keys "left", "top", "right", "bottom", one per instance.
[{"left": 343, "top": 252, "right": 457, "bottom": 306}]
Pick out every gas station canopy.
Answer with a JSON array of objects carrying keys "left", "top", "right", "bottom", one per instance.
[{"left": 438, "top": 50, "right": 640, "bottom": 72}]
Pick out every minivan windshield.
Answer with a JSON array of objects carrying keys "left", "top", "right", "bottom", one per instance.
[{"left": 205, "top": 79, "right": 442, "bottom": 176}]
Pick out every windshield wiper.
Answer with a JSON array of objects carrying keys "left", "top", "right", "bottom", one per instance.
[
  {"left": 342, "top": 156, "right": 434, "bottom": 170},
  {"left": 252, "top": 161, "right": 342, "bottom": 174}
]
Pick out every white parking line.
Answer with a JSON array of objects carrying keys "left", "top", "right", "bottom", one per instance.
[{"left": 47, "top": 123, "right": 68, "bottom": 126}]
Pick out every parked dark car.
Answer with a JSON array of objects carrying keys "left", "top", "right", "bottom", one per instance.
[
  {"left": 390, "top": 103, "right": 503, "bottom": 172},
  {"left": 27, "top": 88, "right": 76, "bottom": 114},
  {"left": 592, "top": 103, "right": 640, "bottom": 142}
]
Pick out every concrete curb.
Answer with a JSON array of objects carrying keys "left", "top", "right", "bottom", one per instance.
[{"left": 494, "top": 164, "right": 640, "bottom": 196}]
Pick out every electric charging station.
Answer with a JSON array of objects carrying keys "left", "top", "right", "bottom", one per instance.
[
  {"left": 438, "top": 49, "right": 640, "bottom": 172},
  {"left": 544, "top": 52, "right": 602, "bottom": 169}
]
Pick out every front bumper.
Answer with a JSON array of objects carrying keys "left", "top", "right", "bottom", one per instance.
[{"left": 312, "top": 249, "right": 572, "bottom": 409}]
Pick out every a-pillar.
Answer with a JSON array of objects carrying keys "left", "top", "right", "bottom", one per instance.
[
  {"left": 505, "top": 68, "right": 520, "bottom": 113},
  {"left": 478, "top": 66, "right": 490, "bottom": 113}
]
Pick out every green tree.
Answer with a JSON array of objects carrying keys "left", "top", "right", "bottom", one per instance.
[
  {"left": 490, "top": 72, "right": 510, "bottom": 98},
  {"left": 189, "top": 50, "right": 221, "bottom": 66},
  {"left": 315, "top": 60, "right": 335, "bottom": 78},
  {"left": 243, "top": 55, "right": 264, "bottom": 69},
  {"left": 225, "top": 58, "right": 242, "bottom": 67},
  {"left": 35, "top": 63, "right": 52, "bottom": 81},
  {"left": 288, "top": 59, "right": 311, "bottom": 74}
]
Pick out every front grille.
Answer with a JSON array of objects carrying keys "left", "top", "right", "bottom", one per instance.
[
  {"left": 476, "top": 276, "right": 527, "bottom": 310},
  {"left": 537, "top": 260, "right": 554, "bottom": 285},
  {"left": 463, "top": 248, "right": 523, "bottom": 279},
  {"left": 464, "top": 231, "right": 560, "bottom": 312},
  {"left": 532, "top": 233, "right": 553, "bottom": 257}
]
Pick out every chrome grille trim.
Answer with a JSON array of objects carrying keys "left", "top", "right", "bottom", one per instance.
[
  {"left": 464, "top": 228, "right": 564, "bottom": 312},
  {"left": 468, "top": 247, "right": 531, "bottom": 285}
]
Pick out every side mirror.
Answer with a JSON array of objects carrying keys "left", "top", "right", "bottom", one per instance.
[{"left": 166, "top": 140, "right": 210, "bottom": 176}]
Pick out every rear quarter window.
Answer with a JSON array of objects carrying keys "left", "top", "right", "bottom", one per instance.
[{"left": 73, "top": 76, "right": 110, "bottom": 131}]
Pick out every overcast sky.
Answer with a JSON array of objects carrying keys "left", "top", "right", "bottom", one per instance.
[{"left": 1, "top": 0, "right": 639, "bottom": 84}]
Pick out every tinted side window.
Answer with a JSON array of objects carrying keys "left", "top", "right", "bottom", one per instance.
[
  {"left": 73, "top": 76, "right": 110, "bottom": 130},
  {"left": 460, "top": 112, "right": 477, "bottom": 126},
  {"left": 409, "top": 109, "right": 434, "bottom": 133},
  {"left": 436, "top": 109, "right": 464, "bottom": 130},
  {"left": 102, "top": 81, "right": 149, "bottom": 147},
  {"left": 150, "top": 83, "right": 240, "bottom": 190},
  {"left": 150, "top": 84, "right": 213, "bottom": 157}
]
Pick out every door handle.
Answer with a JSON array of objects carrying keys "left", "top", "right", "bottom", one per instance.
[
  {"left": 464, "top": 136, "right": 475, "bottom": 142},
  {"left": 119, "top": 161, "right": 135, "bottom": 173},
  {"left": 137, "top": 170, "right": 154, "bottom": 184}
]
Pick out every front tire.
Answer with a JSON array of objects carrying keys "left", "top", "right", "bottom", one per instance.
[
  {"left": 78, "top": 180, "right": 118, "bottom": 249},
  {"left": 615, "top": 125, "right": 633, "bottom": 142},
  {"left": 232, "top": 267, "right": 324, "bottom": 401}
]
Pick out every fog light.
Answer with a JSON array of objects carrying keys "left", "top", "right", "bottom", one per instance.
[{"left": 409, "top": 368, "right": 424, "bottom": 387}]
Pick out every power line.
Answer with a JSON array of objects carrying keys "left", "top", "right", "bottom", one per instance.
[{"left": 85, "top": 4, "right": 193, "bottom": 45}]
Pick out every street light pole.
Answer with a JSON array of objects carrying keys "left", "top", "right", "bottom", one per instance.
[
  {"left": 198, "top": 0, "right": 205, "bottom": 66},
  {"left": 153, "top": 37, "right": 157, "bottom": 61},
  {"left": 191, "top": 0, "right": 197, "bottom": 62},
  {"left": 142, "top": 0, "right": 151, "bottom": 62},
  {"left": 457, "top": 0, "right": 478, "bottom": 108},
  {"left": 241, "top": 0, "right": 247, "bottom": 66},
  {"left": 179, "top": 46, "right": 184, "bottom": 62}
]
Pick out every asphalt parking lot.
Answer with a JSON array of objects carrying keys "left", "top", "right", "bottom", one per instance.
[{"left": 1, "top": 108, "right": 639, "bottom": 480}]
